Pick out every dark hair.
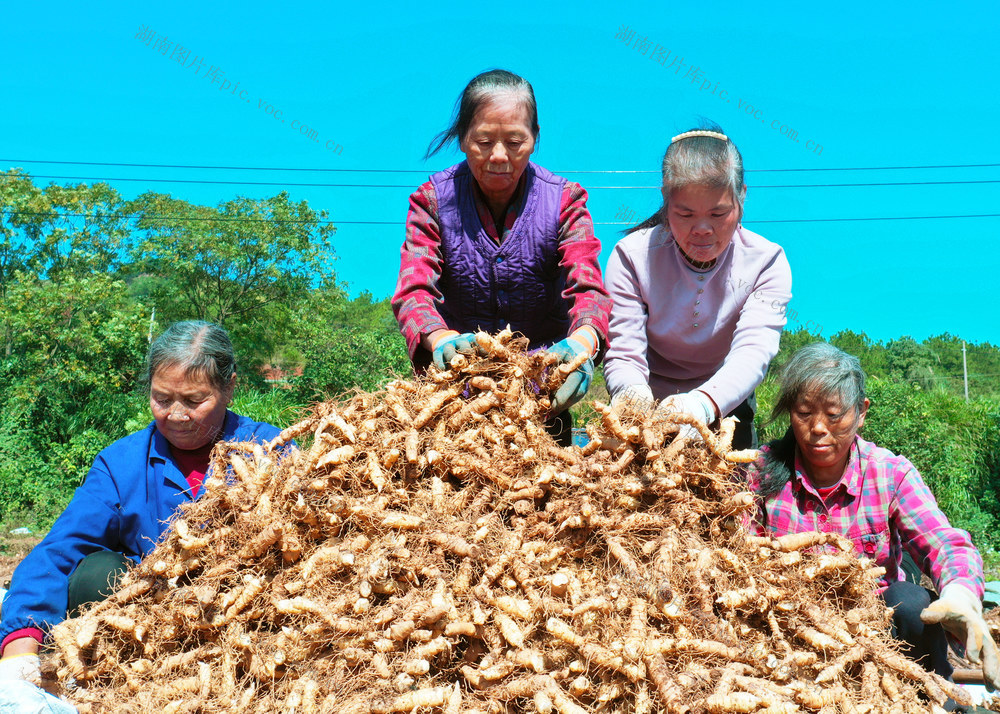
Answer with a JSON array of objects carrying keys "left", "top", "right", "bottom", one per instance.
[
  {"left": 425, "top": 69, "right": 540, "bottom": 159},
  {"left": 627, "top": 119, "right": 745, "bottom": 234},
  {"left": 143, "top": 321, "right": 237, "bottom": 395}
]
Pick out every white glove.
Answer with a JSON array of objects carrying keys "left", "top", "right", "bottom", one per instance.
[
  {"left": 657, "top": 391, "right": 716, "bottom": 442},
  {"left": 0, "top": 678, "right": 77, "bottom": 714},
  {"left": 921, "top": 582, "right": 1000, "bottom": 690},
  {"left": 610, "top": 384, "right": 654, "bottom": 412},
  {"left": 0, "top": 652, "right": 42, "bottom": 684}
]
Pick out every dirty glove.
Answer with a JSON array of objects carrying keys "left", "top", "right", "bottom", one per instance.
[
  {"left": 431, "top": 331, "right": 479, "bottom": 371},
  {"left": 548, "top": 328, "right": 598, "bottom": 414},
  {"left": 0, "top": 653, "right": 41, "bottom": 684},
  {"left": 921, "top": 582, "right": 1000, "bottom": 690},
  {"left": 611, "top": 384, "right": 655, "bottom": 412},
  {"left": 657, "top": 390, "right": 717, "bottom": 443}
]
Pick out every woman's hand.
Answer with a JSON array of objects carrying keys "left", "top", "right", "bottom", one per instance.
[
  {"left": 0, "top": 637, "right": 41, "bottom": 683},
  {"left": 428, "top": 330, "right": 480, "bottom": 371},
  {"left": 657, "top": 390, "right": 718, "bottom": 442},
  {"left": 921, "top": 583, "right": 1000, "bottom": 690},
  {"left": 548, "top": 328, "right": 598, "bottom": 413}
]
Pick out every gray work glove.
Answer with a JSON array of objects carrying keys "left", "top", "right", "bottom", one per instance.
[{"left": 921, "top": 582, "right": 1000, "bottom": 690}]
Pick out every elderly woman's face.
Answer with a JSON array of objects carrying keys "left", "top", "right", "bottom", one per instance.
[
  {"left": 790, "top": 389, "right": 870, "bottom": 482},
  {"left": 150, "top": 363, "right": 234, "bottom": 450},
  {"left": 665, "top": 185, "right": 741, "bottom": 263},
  {"left": 460, "top": 99, "right": 536, "bottom": 207}
]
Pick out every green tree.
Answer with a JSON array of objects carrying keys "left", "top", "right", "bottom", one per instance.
[
  {"left": 286, "top": 289, "right": 410, "bottom": 402},
  {"left": 0, "top": 273, "right": 149, "bottom": 521},
  {"left": 0, "top": 170, "right": 129, "bottom": 296},
  {"left": 126, "top": 191, "right": 338, "bottom": 364},
  {"left": 884, "top": 337, "right": 941, "bottom": 391}
]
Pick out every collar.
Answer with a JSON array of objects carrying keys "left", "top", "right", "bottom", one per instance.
[{"left": 792, "top": 436, "right": 865, "bottom": 499}]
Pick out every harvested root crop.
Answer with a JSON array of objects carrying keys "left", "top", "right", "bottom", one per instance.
[{"left": 43, "top": 330, "right": 993, "bottom": 713}]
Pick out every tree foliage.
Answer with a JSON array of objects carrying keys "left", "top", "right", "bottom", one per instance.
[
  {"left": 0, "top": 273, "right": 149, "bottom": 523},
  {"left": 126, "top": 191, "right": 338, "bottom": 364},
  {"left": 0, "top": 171, "right": 130, "bottom": 296},
  {"left": 3, "top": 171, "right": 1000, "bottom": 562},
  {"left": 0, "top": 173, "right": 415, "bottom": 526}
]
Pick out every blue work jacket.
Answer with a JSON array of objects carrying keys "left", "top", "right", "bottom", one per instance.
[{"left": 0, "top": 411, "right": 281, "bottom": 644}]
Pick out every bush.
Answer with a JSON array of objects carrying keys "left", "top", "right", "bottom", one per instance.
[
  {"left": 863, "top": 379, "right": 1000, "bottom": 550},
  {"left": 290, "top": 328, "right": 410, "bottom": 403},
  {"left": 230, "top": 388, "right": 302, "bottom": 430}
]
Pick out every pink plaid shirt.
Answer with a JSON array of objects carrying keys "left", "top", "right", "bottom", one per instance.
[
  {"left": 391, "top": 174, "right": 611, "bottom": 364},
  {"left": 746, "top": 436, "right": 983, "bottom": 596}
]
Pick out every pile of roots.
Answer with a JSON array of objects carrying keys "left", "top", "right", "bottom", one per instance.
[{"left": 45, "top": 330, "right": 989, "bottom": 713}]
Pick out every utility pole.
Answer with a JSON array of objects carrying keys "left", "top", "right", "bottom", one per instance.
[{"left": 962, "top": 341, "right": 969, "bottom": 402}]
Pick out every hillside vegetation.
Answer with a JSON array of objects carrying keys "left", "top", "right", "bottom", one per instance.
[{"left": 2, "top": 171, "right": 998, "bottom": 569}]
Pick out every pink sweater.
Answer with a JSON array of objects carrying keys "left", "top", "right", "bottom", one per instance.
[{"left": 604, "top": 224, "right": 792, "bottom": 416}]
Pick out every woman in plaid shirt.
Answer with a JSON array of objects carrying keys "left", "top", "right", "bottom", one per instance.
[
  {"left": 748, "top": 342, "right": 999, "bottom": 688},
  {"left": 391, "top": 69, "right": 611, "bottom": 444}
]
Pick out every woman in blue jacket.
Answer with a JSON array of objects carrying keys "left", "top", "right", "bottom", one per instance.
[{"left": 0, "top": 321, "right": 282, "bottom": 685}]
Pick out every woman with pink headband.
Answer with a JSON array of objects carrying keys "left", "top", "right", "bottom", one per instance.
[{"left": 603, "top": 123, "right": 792, "bottom": 449}]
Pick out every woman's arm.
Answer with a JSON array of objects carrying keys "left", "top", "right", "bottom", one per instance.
[
  {"left": 0, "top": 637, "right": 39, "bottom": 658},
  {"left": 698, "top": 245, "right": 792, "bottom": 416},
  {"left": 555, "top": 183, "right": 612, "bottom": 359},
  {"left": 391, "top": 183, "right": 451, "bottom": 365},
  {"left": 0, "top": 459, "right": 121, "bottom": 648},
  {"left": 890, "top": 462, "right": 983, "bottom": 597}
]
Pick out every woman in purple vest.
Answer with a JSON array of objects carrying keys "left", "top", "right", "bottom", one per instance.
[
  {"left": 603, "top": 124, "right": 792, "bottom": 450},
  {"left": 391, "top": 69, "right": 611, "bottom": 445}
]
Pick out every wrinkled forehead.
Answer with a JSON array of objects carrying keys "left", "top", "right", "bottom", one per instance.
[
  {"left": 150, "top": 361, "right": 216, "bottom": 390},
  {"left": 795, "top": 382, "right": 851, "bottom": 413},
  {"left": 666, "top": 184, "right": 737, "bottom": 209}
]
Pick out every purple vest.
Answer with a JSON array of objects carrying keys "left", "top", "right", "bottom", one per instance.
[{"left": 430, "top": 160, "right": 570, "bottom": 348}]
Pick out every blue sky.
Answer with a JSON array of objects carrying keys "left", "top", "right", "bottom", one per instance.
[{"left": 2, "top": 1, "right": 998, "bottom": 344}]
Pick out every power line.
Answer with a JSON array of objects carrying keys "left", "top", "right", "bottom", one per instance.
[
  {"left": 2, "top": 174, "right": 415, "bottom": 189},
  {"left": 4, "top": 173, "right": 1000, "bottom": 190},
  {"left": 744, "top": 215, "right": 1000, "bottom": 224},
  {"left": 4, "top": 210, "right": 1000, "bottom": 226},
  {"left": 3, "top": 159, "right": 1000, "bottom": 173},
  {"left": 1, "top": 210, "right": 338, "bottom": 225}
]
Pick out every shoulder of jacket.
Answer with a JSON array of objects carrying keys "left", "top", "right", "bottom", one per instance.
[
  {"left": 98, "top": 423, "right": 156, "bottom": 459},
  {"left": 736, "top": 226, "right": 786, "bottom": 257},
  {"left": 527, "top": 162, "right": 566, "bottom": 186},
  {"left": 856, "top": 436, "right": 913, "bottom": 475},
  {"left": 429, "top": 161, "right": 467, "bottom": 184},
  {"left": 232, "top": 412, "right": 282, "bottom": 441}
]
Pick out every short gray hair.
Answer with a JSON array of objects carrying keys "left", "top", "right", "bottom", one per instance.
[
  {"left": 771, "top": 342, "right": 867, "bottom": 424},
  {"left": 143, "top": 321, "right": 236, "bottom": 394},
  {"left": 627, "top": 120, "right": 746, "bottom": 234},
  {"left": 426, "top": 69, "right": 539, "bottom": 159}
]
